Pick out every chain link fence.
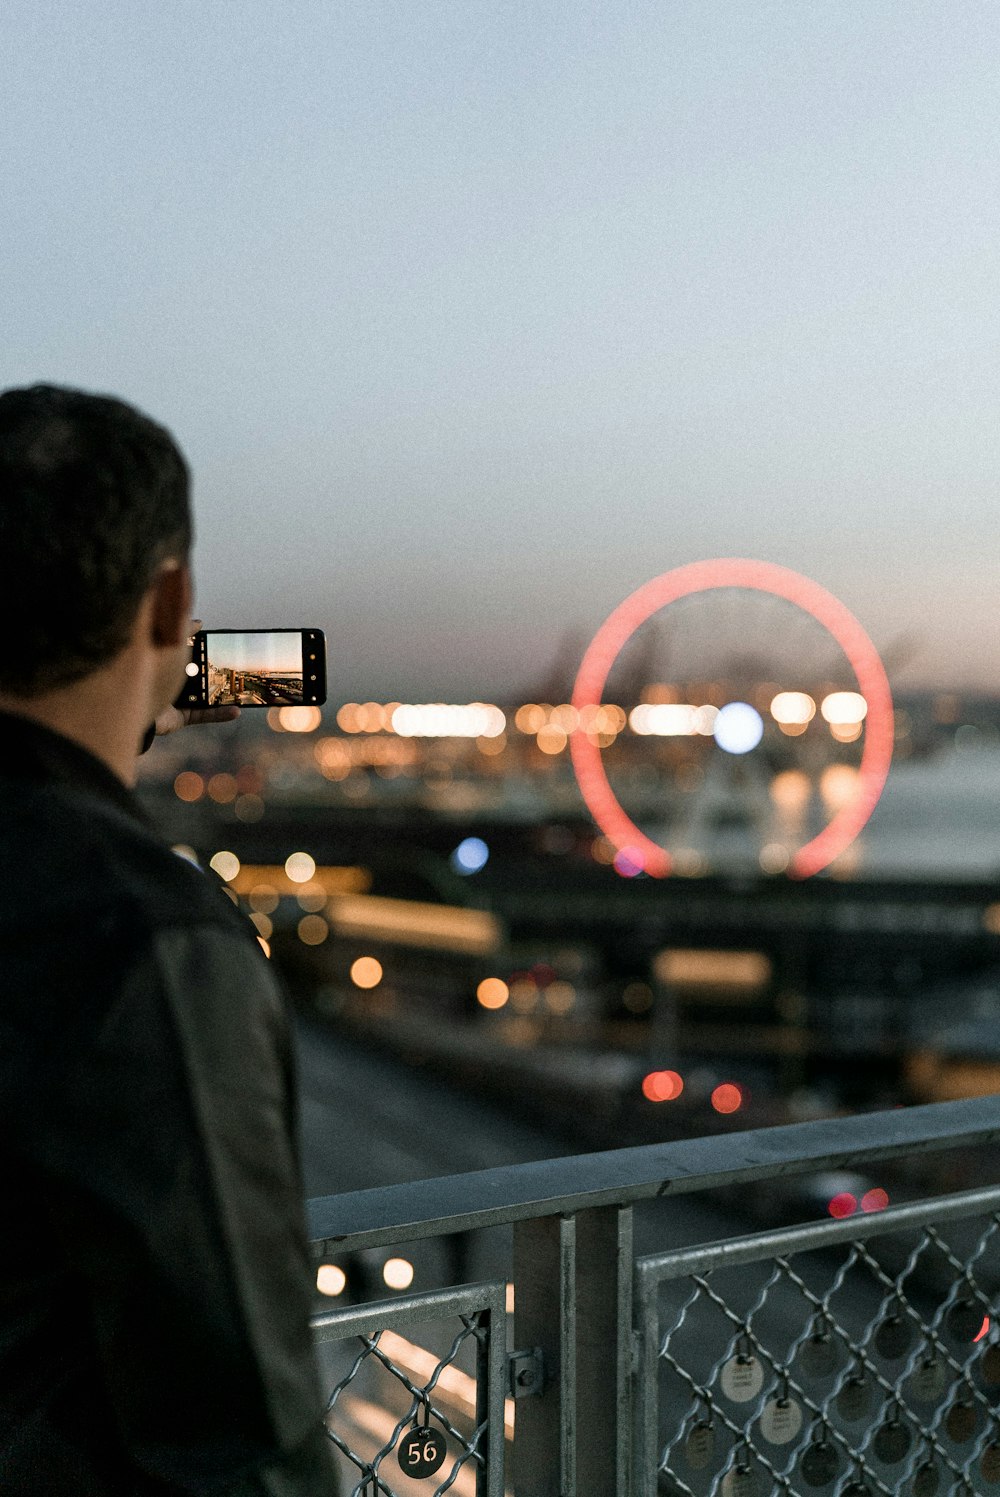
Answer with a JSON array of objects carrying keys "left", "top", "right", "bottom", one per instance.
[
  {"left": 636, "top": 1185, "right": 1000, "bottom": 1497},
  {"left": 312, "top": 1281, "right": 508, "bottom": 1497}
]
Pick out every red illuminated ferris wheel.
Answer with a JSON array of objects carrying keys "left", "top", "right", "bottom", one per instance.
[{"left": 569, "top": 560, "right": 894, "bottom": 879}]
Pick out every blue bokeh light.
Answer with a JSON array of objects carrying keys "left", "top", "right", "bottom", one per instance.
[
  {"left": 713, "top": 702, "right": 764, "bottom": 755},
  {"left": 451, "top": 836, "right": 490, "bottom": 874}
]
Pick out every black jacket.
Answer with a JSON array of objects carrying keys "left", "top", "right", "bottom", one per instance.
[{"left": 0, "top": 712, "right": 339, "bottom": 1495}]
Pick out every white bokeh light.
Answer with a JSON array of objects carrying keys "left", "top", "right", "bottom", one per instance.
[{"left": 713, "top": 702, "right": 764, "bottom": 755}]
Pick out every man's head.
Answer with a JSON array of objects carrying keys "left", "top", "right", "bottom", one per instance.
[
  {"left": 0, "top": 384, "right": 193, "bottom": 698},
  {"left": 0, "top": 384, "right": 196, "bottom": 780}
]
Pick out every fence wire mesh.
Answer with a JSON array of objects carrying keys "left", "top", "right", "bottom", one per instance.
[
  {"left": 641, "top": 1192, "right": 1000, "bottom": 1497},
  {"left": 312, "top": 1282, "right": 506, "bottom": 1497}
]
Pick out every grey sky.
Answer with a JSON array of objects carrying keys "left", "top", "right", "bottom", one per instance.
[
  {"left": 4, "top": 3, "right": 999, "bottom": 698},
  {"left": 207, "top": 631, "right": 301, "bottom": 674}
]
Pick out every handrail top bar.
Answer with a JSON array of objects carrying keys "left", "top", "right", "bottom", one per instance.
[
  {"left": 308, "top": 1095, "right": 1000, "bottom": 1253},
  {"left": 634, "top": 1181, "right": 1000, "bottom": 1290}
]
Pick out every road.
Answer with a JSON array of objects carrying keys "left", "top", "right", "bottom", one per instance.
[{"left": 295, "top": 1012, "right": 744, "bottom": 1264}]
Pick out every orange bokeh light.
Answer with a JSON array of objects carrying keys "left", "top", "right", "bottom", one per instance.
[
  {"left": 207, "top": 772, "right": 238, "bottom": 804},
  {"left": 860, "top": 1187, "right": 889, "bottom": 1213},
  {"left": 174, "top": 770, "right": 204, "bottom": 802},
  {"left": 477, "top": 977, "right": 509, "bottom": 1010},
  {"left": 350, "top": 956, "right": 383, "bottom": 989},
  {"left": 710, "top": 1082, "right": 743, "bottom": 1114}
]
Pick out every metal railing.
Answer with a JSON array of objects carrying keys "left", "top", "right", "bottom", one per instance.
[{"left": 308, "top": 1096, "right": 1000, "bottom": 1496}]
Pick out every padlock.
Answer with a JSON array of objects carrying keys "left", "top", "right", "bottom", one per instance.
[
  {"left": 836, "top": 1370, "right": 873, "bottom": 1421},
  {"left": 800, "top": 1316, "right": 839, "bottom": 1378},
  {"left": 684, "top": 1416, "right": 715, "bottom": 1469},
  {"left": 721, "top": 1336, "right": 764, "bottom": 1403}
]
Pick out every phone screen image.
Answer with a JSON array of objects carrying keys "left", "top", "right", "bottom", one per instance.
[{"left": 204, "top": 630, "right": 306, "bottom": 707}]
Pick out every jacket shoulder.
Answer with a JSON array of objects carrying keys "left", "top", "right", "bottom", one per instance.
[{"left": 0, "top": 780, "right": 251, "bottom": 943}]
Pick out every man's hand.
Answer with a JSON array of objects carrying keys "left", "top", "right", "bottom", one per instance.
[
  {"left": 153, "top": 619, "right": 241, "bottom": 738},
  {"left": 153, "top": 702, "right": 241, "bottom": 737}
]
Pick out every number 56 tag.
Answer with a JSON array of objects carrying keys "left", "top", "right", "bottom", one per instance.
[{"left": 398, "top": 1422, "right": 446, "bottom": 1478}]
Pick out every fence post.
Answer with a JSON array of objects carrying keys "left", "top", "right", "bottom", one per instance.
[
  {"left": 574, "top": 1205, "right": 634, "bottom": 1497},
  {"left": 632, "top": 1259, "right": 659, "bottom": 1497},
  {"left": 512, "top": 1214, "right": 576, "bottom": 1496},
  {"left": 512, "top": 1206, "right": 635, "bottom": 1496}
]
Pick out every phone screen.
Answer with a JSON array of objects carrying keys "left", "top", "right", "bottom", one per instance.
[{"left": 177, "top": 629, "right": 326, "bottom": 709}]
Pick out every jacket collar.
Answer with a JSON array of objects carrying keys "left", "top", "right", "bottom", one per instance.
[{"left": 0, "top": 709, "right": 150, "bottom": 825}]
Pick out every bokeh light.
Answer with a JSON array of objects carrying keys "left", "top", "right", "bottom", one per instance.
[
  {"left": 770, "top": 691, "right": 816, "bottom": 726},
  {"left": 713, "top": 703, "right": 764, "bottom": 755},
  {"left": 770, "top": 769, "right": 811, "bottom": 814},
  {"left": 550, "top": 704, "right": 579, "bottom": 732},
  {"left": 316, "top": 1264, "right": 347, "bottom": 1296},
  {"left": 514, "top": 703, "right": 546, "bottom": 733},
  {"left": 383, "top": 1257, "right": 414, "bottom": 1290},
  {"left": 622, "top": 982, "right": 652, "bottom": 1013},
  {"left": 642, "top": 1070, "right": 684, "bottom": 1102},
  {"left": 174, "top": 771, "right": 204, "bottom": 802},
  {"left": 207, "top": 773, "right": 238, "bottom": 804},
  {"left": 613, "top": 847, "right": 644, "bottom": 878},
  {"left": 828, "top": 1192, "right": 858, "bottom": 1219},
  {"left": 630, "top": 704, "right": 697, "bottom": 736},
  {"left": 392, "top": 703, "right": 505, "bottom": 738},
  {"left": 296, "top": 883, "right": 328, "bottom": 912},
  {"left": 297, "top": 914, "right": 329, "bottom": 945},
  {"left": 536, "top": 724, "right": 568, "bottom": 754},
  {"left": 209, "top": 850, "right": 240, "bottom": 883},
  {"left": 711, "top": 1082, "right": 743, "bottom": 1114},
  {"left": 477, "top": 732, "right": 507, "bottom": 756},
  {"left": 285, "top": 851, "right": 317, "bottom": 883},
  {"left": 819, "top": 764, "right": 859, "bottom": 812},
  {"left": 759, "top": 843, "right": 790, "bottom": 873},
  {"left": 821, "top": 691, "right": 868, "bottom": 725},
  {"left": 451, "top": 837, "right": 489, "bottom": 874},
  {"left": 544, "top": 980, "right": 576, "bottom": 1014},
  {"left": 235, "top": 793, "right": 265, "bottom": 822},
  {"left": 278, "top": 705, "right": 322, "bottom": 732},
  {"left": 508, "top": 978, "right": 538, "bottom": 1013},
  {"left": 249, "top": 884, "right": 280, "bottom": 913},
  {"left": 477, "top": 977, "right": 509, "bottom": 1010},
  {"left": 350, "top": 956, "right": 383, "bottom": 989}
]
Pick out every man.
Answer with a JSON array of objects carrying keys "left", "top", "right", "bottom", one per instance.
[{"left": 0, "top": 385, "right": 339, "bottom": 1494}]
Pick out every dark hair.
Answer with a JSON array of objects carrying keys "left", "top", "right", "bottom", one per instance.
[{"left": 0, "top": 384, "right": 192, "bottom": 696}]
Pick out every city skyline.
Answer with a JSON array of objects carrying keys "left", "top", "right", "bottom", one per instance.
[{"left": 4, "top": 4, "right": 1000, "bottom": 698}]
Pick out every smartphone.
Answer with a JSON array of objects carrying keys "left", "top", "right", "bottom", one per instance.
[{"left": 175, "top": 628, "right": 327, "bottom": 709}]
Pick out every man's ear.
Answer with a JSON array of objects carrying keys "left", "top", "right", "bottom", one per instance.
[{"left": 149, "top": 561, "right": 193, "bottom": 649}]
